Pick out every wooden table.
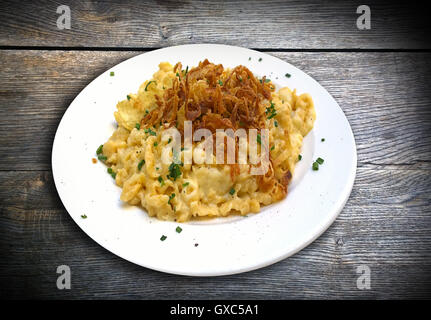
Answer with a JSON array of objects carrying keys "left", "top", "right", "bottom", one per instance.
[{"left": 1, "top": 0, "right": 430, "bottom": 299}]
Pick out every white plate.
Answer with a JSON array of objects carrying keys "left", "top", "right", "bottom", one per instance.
[{"left": 52, "top": 44, "right": 356, "bottom": 276}]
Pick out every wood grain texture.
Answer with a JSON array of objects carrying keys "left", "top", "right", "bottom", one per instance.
[
  {"left": 0, "top": 48, "right": 430, "bottom": 298},
  {"left": 0, "top": 50, "right": 430, "bottom": 170},
  {"left": 0, "top": 167, "right": 430, "bottom": 299},
  {"left": 1, "top": 0, "right": 431, "bottom": 49}
]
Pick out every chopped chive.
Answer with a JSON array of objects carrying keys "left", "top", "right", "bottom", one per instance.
[
  {"left": 110, "top": 71, "right": 114, "bottom": 76},
  {"left": 271, "top": 145, "right": 275, "bottom": 151},
  {"left": 145, "top": 81, "right": 156, "bottom": 91},
  {"left": 181, "top": 147, "right": 185, "bottom": 151},
  {"left": 98, "top": 155, "right": 107, "bottom": 161},
  {"left": 168, "top": 193, "right": 175, "bottom": 204},
  {"left": 274, "top": 121, "right": 278, "bottom": 127},
  {"left": 321, "top": 138, "right": 325, "bottom": 142},
  {"left": 298, "top": 154, "right": 302, "bottom": 161},
  {"left": 145, "top": 128, "right": 156, "bottom": 136},
  {"left": 258, "top": 58, "right": 262, "bottom": 62},
  {"left": 127, "top": 95, "right": 131, "bottom": 101},
  {"left": 81, "top": 214, "right": 87, "bottom": 219},
  {"left": 182, "top": 182, "right": 189, "bottom": 187},
  {"left": 96, "top": 144, "right": 103, "bottom": 155},
  {"left": 154, "top": 142, "right": 158, "bottom": 147},
  {"left": 316, "top": 157, "right": 324, "bottom": 165},
  {"left": 145, "top": 110, "right": 149, "bottom": 115},
  {"left": 135, "top": 123, "right": 140, "bottom": 130},
  {"left": 167, "top": 162, "right": 182, "bottom": 181},
  {"left": 229, "top": 188, "right": 235, "bottom": 195},
  {"left": 218, "top": 80, "right": 223, "bottom": 86},
  {"left": 285, "top": 73, "right": 291, "bottom": 78},
  {"left": 265, "top": 78, "right": 271, "bottom": 83},
  {"left": 185, "top": 66, "right": 188, "bottom": 75},
  {"left": 257, "top": 133, "right": 261, "bottom": 145},
  {"left": 156, "top": 167, "right": 159, "bottom": 170},
  {"left": 248, "top": 57, "right": 251, "bottom": 60},
  {"left": 107, "top": 167, "right": 113, "bottom": 174},
  {"left": 312, "top": 162, "right": 319, "bottom": 171},
  {"left": 158, "top": 176, "right": 165, "bottom": 186},
  {"left": 111, "top": 172, "right": 116, "bottom": 179},
  {"left": 138, "top": 159, "right": 145, "bottom": 170},
  {"left": 176, "top": 226, "right": 182, "bottom": 233},
  {"left": 168, "top": 138, "right": 172, "bottom": 144},
  {"left": 160, "top": 235, "right": 167, "bottom": 241}
]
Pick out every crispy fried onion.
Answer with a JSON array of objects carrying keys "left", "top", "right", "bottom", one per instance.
[{"left": 141, "top": 59, "right": 288, "bottom": 193}]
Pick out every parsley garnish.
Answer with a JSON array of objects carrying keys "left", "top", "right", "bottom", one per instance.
[
  {"left": 154, "top": 142, "right": 158, "bottom": 147},
  {"left": 274, "top": 121, "right": 278, "bottom": 127},
  {"left": 176, "top": 226, "right": 182, "bottom": 233},
  {"left": 98, "top": 155, "right": 107, "bottom": 161},
  {"left": 182, "top": 182, "right": 189, "bottom": 188},
  {"left": 229, "top": 188, "right": 235, "bottom": 195},
  {"left": 81, "top": 214, "right": 87, "bottom": 219},
  {"left": 298, "top": 154, "right": 302, "bottom": 161},
  {"left": 218, "top": 80, "right": 223, "bottom": 86},
  {"left": 110, "top": 71, "right": 114, "bottom": 76},
  {"left": 135, "top": 123, "right": 140, "bottom": 130},
  {"left": 127, "top": 95, "right": 131, "bottom": 101},
  {"left": 160, "top": 235, "right": 167, "bottom": 241},
  {"left": 285, "top": 73, "right": 291, "bottom": 78},
  {"left": 158, "top": 176, "right": 165, "bottom": 186},
  {"left": 107, "top": 167, "right": 116, "bottom": 179},
  {"left": 96, "top": 144, "right": 103, "bottom": 155}
]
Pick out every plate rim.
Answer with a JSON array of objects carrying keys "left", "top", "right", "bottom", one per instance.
[{"left": 51, "top": 43, "right": 357, "bottom": 276}]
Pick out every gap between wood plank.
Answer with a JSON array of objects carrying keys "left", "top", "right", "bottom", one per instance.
[{"left": 0, "top": 46, "right": 431, "bottom": 52}]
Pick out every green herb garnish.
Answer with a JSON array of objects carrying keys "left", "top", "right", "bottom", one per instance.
[
  {"left": 271, "top": 145, "right": 275, "bottom": 151},
  {"left": 127, "top": 95, "right": 131, "bottom": 101},
  {"left": 265, "top": 101, "right": 277, "bottom": 120},
  {"left": 229, "top": 188, "right": 235, "bottom": 195},
  {"left": 182, "top": 182, "right": 189, "bottom": 187},
  {"left": 176, "top": 226, "right": 182, "bottom": 233},
  {"left": 96, "top": 144, "right": 103, "bottom": 155},
  {"left": 316, "top": 157, "right": 324, "bottom": 165},
  {"left": 298, "top": 154, "right": 302, "bottom": 161},
  {"left": 274, "top": 121, "right": 278, "bottom": 127},
  {"left": 158, "top": 176, "right": 165, "bottom": 186},
  {"left": 160, "top": 235, "right": 167, "bottom": 241},
  {"left": 168, "top": 193, "right": 175, "bottom": 204},
  {"left": 218, "top": 80, "right": 223, "bottom": 86},
  {"left": 168, "top": 138, "right": 172, "bottom": 144},
  {"left": 285, "top": 73, "right": 291, "bottom": 78},
  {"left": 81, "top": 214, "right": 87, "bottom": 219},
  {"left": 145, "top": 81, "right": 156, "bottom": 91},
  {"left": 135, "top": 123, "right": 140, "bottom": 130},
  {"left": 167, "top": 162, "right": 182, "bottom": 181},
  {"left": 321, "top": 138, "right": 325, "bottom": 142},
  {"left": 258, "top": 58, "right": 262, "bottom": 62},
  {"left": 110, "top": 71, "right": 114, "bottom": 76},
  {"left": 98, "top": 155, "right": 107, "bottom": 161},
  {"left": 138, "top": 159, "right": 145, "bottom": 171},
  {"left": 154, "top": 142, "right": 158, "bottom": 147},
  {"left": 312, "top": 162, "right": 319, "bottom": 171},
  {"left": 144, "top": 128, "right": 156, "bottom": 136},
  {"left": 257, "top": 133, "right": 261, "bottom": 145}
]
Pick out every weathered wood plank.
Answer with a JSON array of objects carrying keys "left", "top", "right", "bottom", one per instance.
[
  {"left": 0, "top": 0, "right": 431, "bottom": 49},
  {"left": 0, "top": 50, "right": 430, "bottom": 170},
  {"left": 0, "top": 167, "right": 430, "bottom": 299}
]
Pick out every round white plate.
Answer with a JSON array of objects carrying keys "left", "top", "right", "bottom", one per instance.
[{"left": 52, "top": 44, "right": 356, "bottom": 276}]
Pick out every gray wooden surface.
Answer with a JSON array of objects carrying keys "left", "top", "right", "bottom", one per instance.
[{"left": 0, "top": 0, "right": 431, "bottom": 299}]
